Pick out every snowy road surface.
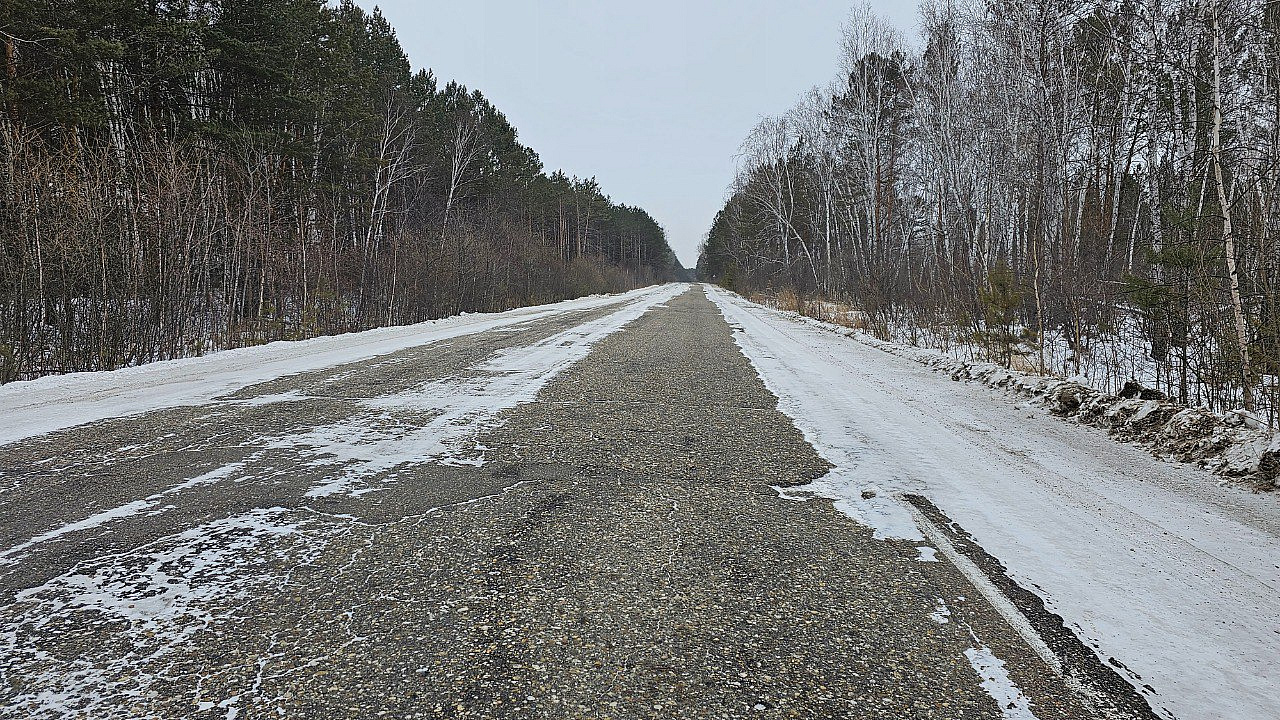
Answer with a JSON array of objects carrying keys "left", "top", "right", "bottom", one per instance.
[{"left": 0, "top": 284, "right": 1273, "bottom": 719}]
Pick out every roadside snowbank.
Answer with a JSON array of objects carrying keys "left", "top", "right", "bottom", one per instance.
[
  {"left": 845, "top": 328, "right": 1279, "bottom": 489},
  {"left": 774, "top": 309, "right": 1280, "bottom": 489},
  {"left": 0, "top": 286, "right": 675, "bottom": 447}
]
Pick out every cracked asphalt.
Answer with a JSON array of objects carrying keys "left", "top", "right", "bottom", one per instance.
[{"left": 1, "top": 285, "right": 1100, "bottom": 719}]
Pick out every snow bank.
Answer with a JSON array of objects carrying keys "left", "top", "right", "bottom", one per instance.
[
  {"left": 0, "top": 285, "right": 673, "bottom": 447},
  {"left": 798, "top": 317, "right": 1278, "bottom": 489}
]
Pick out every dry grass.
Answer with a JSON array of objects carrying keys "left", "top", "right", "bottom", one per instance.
[
  {"left": 829, "top": 308, "right": 870, "bottom": 330},
  {"left": 806, "top": 300, "right": 869, "bottom": 330},
  {"left": 745, "top": 289, "right": 871, "bottom": 332},
  {"left": 776, "top": 288, "right": 804, "bottom": 314},
  {"left": 1010, "top": 354, "right": 1042, "bottom": 374}
]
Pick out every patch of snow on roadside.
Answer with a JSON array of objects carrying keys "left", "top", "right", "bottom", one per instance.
[
  {"left": 823, "top": 318, "right": 1277, "bottom": 488},
  {"left": 0, "top": 507, "right": 342, "bottom": 720},
  {"left": 0, "top": 462, "right": 245, "bottom": 565},
  {"left": 964, "top": 644, "right": 1040, "bottom": 720},
  {"left": 916, "top": 546, "right": 939, "bottom": 562},
  {"left": 0, "top": 285, "right": 679, "bottom": 447}
]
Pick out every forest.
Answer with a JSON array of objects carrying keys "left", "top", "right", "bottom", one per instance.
[
  {"left": 0, "top": 0, "right": 684, "bottom": 383},
  {"left": 699, "top": 0, "right": 1280, "bottom": 427}
]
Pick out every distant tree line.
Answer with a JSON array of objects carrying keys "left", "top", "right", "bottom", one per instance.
[
  {"left": 699, "top": 0, "right": 1280, "bottom": 425},
  {"left": 0, "top": 0, "right": 683, "bottom": 383}
]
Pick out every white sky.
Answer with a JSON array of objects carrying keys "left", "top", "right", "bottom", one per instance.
[{"left": 359, "top": 1, "right": 921, "bottom": 267}]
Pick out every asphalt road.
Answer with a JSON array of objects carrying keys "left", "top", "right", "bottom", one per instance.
[{"left": 2, "top": 286, "right": 1113, "bottom": 719}]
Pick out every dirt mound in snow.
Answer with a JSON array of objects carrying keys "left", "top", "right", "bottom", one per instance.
[{"left": 832, "top": 325, "right": 1279, "bottom": 489}]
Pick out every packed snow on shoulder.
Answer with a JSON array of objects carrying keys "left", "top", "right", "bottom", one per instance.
[
  {"left": 0, "top": 285, "right": 677, "bottom": 447},
  {"left": 790, "top": 306, "right": 1279, "bottom": 489}
]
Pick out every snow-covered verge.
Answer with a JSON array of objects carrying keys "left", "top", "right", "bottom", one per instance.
[
  {"left": 845, "top": 329, "right": 1280, "bottom": 490},
  {"left": 706, "top": 285, "right": 1280, "bottom": 720},
  {"left": 790, "top": 296, "right": 1279, "bottom": 426},
  {"left": 0, "top": 285, "right": 678, "bottom": 447},
  {"left": 768, "top": 301, "right": 1280, "bottom": 490}
]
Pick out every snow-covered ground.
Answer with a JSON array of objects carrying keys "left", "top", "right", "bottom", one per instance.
[
  {"left": 707, "top": 285, "right": 1280, "bottom": 720},
  {"left": 0, "top": 286, "right": 670, "bottom": 447}
]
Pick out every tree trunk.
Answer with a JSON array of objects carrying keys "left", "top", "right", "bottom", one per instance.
[{"left": 1210, "top": 10, "right": 1254, "bottom": 411}]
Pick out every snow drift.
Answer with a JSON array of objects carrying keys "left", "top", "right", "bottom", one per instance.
[{"left": 788, "top": 314, "right": 1280, "bottom": 489}]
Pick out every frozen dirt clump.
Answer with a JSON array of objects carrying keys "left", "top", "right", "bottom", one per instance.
[
  {"left": 1259, "top": 437, "right": 1280, "bottom": 483},
  {"left": 1045, "top": 381, "right": 1096, "bottom": 416}
]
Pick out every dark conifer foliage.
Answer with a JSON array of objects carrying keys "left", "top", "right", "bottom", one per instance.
[{"left": 0, "top": 0, "right": 682, "bottom": 382}]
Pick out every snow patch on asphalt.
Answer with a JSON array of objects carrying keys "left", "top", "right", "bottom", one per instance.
[
  {"left": 229, "top": 390, "right": 309, "bottom": 406},
  {"left": 271, "top": 284, "right": 687, "bottom": 498},
  {"left": 0, "top": 286, "right": 671, "bottom": 447},
  {"left": 965, "top": 644, "right": 1040, "bottom": 719},
  {"left": 0, "top": 463, "right": 246, "bottom": 566},
  {"left": 930, "top": 598, "right": 951, "bottom": 624},
  {"left": 17, "top": 509, "right": 298, "bottom": 629},
  {"left": 773, "top": 476, "right": 923, "bottom": 541},
  {"left": 0, "top": 507, "right": 341, "bottom": 719}
]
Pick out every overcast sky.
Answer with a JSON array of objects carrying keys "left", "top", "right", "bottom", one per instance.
[{"left": 358, "top": 1, "right": 921, "bottom": 268}]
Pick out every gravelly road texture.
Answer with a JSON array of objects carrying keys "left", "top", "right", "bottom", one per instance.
[{"left": 1, "top": 285, "right": 1102, "bottom": 719}]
